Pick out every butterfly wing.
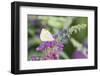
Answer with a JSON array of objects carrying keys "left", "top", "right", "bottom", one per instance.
[{"left": 40, "top": 29, "right": 54, "bottom": 41}]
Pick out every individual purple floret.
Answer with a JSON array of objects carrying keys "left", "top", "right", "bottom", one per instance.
[
  {"left": 32, "top": 55, "right": 39, "bottom": 61},
  {"left": 45, "top": 41, "right": 57, "bottom": 48},
  {"left": 51, "top": 52, "right": 59, "bottom": 59},
  {"left": 57, "top": 42, "right": 64, "bottom": 48},
  {"left": 72, "top": 50, "right": 87, "bottom": 59},
  {"left": 36, "top": 44, "right": 45, "bottom": 51}
]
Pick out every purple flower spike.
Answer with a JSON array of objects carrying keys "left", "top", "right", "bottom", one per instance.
[
  {"left": 42, "top": 51, "right": 60, "bottom": 60},
  {"left": 36, "top": 40, "right": 57, "bottom": 52},
  {"left": 36, "top": 44, "right": 45, "bottom": 51},
  {"left": 46, "top": 41, "right": 51, "bottom": 48},
  {"left": 43, "top": 57, "right": 49, "bottom": 60},
  {"left": 32, "top": 55, "right": 39, "bottom": 61},
  {"left": 51, "top": 41, "right": 57, "bottom": 46},
  {"left": 51, "top": 52, "right": 59, "bottom": 59},
  {"left": 57, "top": 42, "right": 64, "bottom": 48},
  {"left": 72, "top": 51, "right": 87, "bottom": 59},
  {"left": 45, "top": 41, "right": 57, "bottom": 48}
]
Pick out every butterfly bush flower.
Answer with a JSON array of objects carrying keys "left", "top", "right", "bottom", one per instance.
[
  {"left": 36, "top": 41, "right": 57, "bottom": 51},
  {"left": 43, "top": 51, "right": 59, "bottom": 60},
  {"left": 35, "top": 40, "right": 64, "bottom": 60},
  {"left": 36, "top": 41, "right": 64, "bottom": 52},
  {"left": 72, "top": 50, "right": 87, "bottom": 59},
  {"left": 32, "top": 55, "right": 39, "bottom": 61}
]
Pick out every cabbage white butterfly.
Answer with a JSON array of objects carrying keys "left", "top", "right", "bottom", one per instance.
[{"left": 40, "top": 28, "right": 54, "bottom": 41}]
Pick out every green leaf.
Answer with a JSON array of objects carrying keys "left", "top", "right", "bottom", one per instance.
[{"left": 48, "top": 19, "right": 64, "bottom": 29}]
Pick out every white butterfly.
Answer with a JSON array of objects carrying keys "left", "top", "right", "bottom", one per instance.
[{"left": 40, "top": 28, "right": 54, "bottom": 41}]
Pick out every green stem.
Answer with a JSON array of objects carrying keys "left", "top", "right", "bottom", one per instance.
[
  {"left": 60, "top": 52, "right": 69, "bottom": 59},
  {"left": 70, "top": 38, "right": 82, "bottom": 48}
]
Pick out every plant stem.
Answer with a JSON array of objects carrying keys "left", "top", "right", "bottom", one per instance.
[{"left": 60, "top": 51, "right": 69, "bottom": 59}]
